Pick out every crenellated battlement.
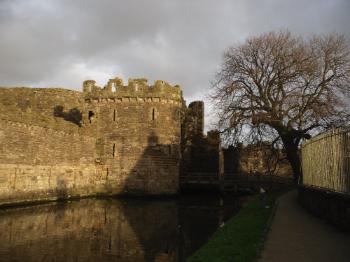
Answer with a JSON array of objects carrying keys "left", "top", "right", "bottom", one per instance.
[{"left": 83, "top": 77, "right": 183, "bottom": 102}]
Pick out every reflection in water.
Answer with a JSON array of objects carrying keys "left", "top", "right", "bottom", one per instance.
[{"left": 0, "top": 194, "right": 245, "bottom": 262}]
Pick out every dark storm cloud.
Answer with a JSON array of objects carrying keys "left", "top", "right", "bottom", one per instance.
[{"left": 0, "top": 0, "right": 349, "bottom": 111}]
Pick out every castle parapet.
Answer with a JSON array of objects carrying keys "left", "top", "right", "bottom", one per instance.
[
  {"left": 83, "top": 77, "right": 183, "bottom": 102},
  {"left": 83, "top": 80, "right": 97, "bottom": 93},
  {"left": 105, "top": 77, "right": 124, "bottom": 92}
]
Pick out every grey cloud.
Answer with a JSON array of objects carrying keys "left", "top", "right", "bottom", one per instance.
[{"left": 0, "top": 0, "right": 349, "bottom": 102}]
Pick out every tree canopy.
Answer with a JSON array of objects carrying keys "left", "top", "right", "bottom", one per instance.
[{"left": 212, "top": 31, "right": 350, "bottom": 181}]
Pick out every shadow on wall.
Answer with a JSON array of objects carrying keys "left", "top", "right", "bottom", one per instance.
[
  {"left": 182, "top": 135, "right": 220, "bottom": 174},
  {"left": 53, "top": 105, "right": 82, "bottom": 127},
  {"left": 120, "top": 131, "right": 179, "bottom": 197}
]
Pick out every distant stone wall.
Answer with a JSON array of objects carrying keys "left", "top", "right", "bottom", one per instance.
[
  {"left": 0, "top": 119, "right": 105, "bottom": 205},
  {"left": 223, "top": 144, "right": 293, "bottom": 177}
]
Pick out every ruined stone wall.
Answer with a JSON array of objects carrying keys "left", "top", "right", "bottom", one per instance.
[
  {"left": 81, "top": 78, "right": 183, "bottom": 195},
  {"left": 0, "top": 119, "right": 105, "bottom": 205},
  {"left": 180, "top": 101, "right": 222, "bottom": 175},
  {"left": 223, "top": 144, "right": 293, "bottom": 177},
  {"left": 182, "top": 132, "right": 221, "bottom": 174}
]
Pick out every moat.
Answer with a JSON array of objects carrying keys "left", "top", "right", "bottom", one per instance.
[{"left": 0, "top": 194, "right": 246, "bottom": 262}]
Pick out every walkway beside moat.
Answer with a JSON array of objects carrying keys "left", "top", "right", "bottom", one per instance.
[{"left": 258, "top": 190, "right": 350, "bottom": 262}]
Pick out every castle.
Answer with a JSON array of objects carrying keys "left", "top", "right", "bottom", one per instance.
[
  {"left": 0, "top": 76, "right": 292, "bottom": 206},
  {"left": 82, "top": 77, "right": 184, "bottom": 195},
  {"left": 0, "top": 77, "right": 213, "bottom": 205}
]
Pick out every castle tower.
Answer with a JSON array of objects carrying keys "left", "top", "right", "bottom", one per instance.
[{"left": 82, "top": 77, "right": 184, "bottom": 195}]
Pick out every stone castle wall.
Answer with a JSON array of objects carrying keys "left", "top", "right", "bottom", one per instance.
[
  {"left": 0, "top": 77, "right": 184, "bottom": 205},
  {"left": 0, "top": 119, "right": 106, "bottom": 205},
  {"left": 82, "top": 78, "right": 183, "bottom": 195},
  {"left": 0, "top": 87, "right": 83, "bottom": 131},
  {"left": 223, "top": 144, "right": 293, "bottom": 177},
  {"left": 181, "top": 101, "right": 223, "bottom": 175}
]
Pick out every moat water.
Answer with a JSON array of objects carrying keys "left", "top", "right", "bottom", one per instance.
[{"left": 0, "top": 194, "right": 246, "bottom": 262}]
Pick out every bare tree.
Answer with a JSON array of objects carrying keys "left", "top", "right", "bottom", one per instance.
[{"left": 212, "top": 31, "right": 350, "bottom": 182}]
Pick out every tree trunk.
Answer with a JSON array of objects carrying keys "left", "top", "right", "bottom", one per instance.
[{"left": 280, "top": 135, "right": 302, "bottom": 184}]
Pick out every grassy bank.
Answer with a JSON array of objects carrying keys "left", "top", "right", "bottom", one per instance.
[{"left": 187, "top": 192, "right": 282, "bottom": 262}]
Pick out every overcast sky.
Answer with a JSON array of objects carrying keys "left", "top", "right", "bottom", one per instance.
[{"left": 1, "top": 0, "right": 349, "bottom": 127}]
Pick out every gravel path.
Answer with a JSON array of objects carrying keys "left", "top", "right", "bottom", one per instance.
[{"left": 258, "top": 190, "right": 350, "bottom": 262}]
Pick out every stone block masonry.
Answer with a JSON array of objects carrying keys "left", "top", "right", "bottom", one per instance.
[
  {"left": 82, "top": 77, "right": 183, "bottom": 195},
  {"left": 0, "top": 119, "right": 105, "bottom": 205},
  {"left": 0, "top": 77, "right": 184, "bottom": 205}
]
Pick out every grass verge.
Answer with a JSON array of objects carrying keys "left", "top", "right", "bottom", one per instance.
[{"left": 187, "top": 192, "right": 283, "bottom": 262}]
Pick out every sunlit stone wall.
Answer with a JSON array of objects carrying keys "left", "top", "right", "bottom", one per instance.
[
  {"left": 0, "top": 77, "right": 184, "bottom": 205},
  {"left": 0, "top": 119, "right": 105, "bottom": 205}
]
